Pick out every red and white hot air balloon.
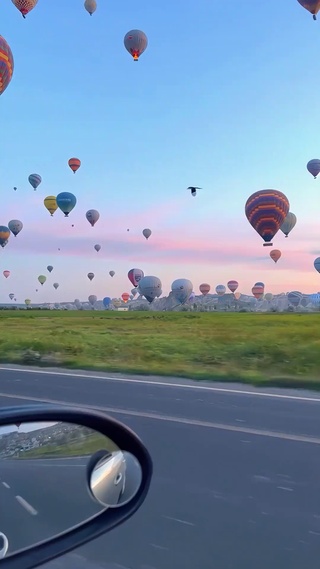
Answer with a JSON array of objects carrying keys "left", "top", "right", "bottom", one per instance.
[
  {"left": 11, "top": 0, "right": 38, "bottom": 18},
  {"left": 227, "top": 280, "right": 238, "bottom": 293},
  {"left": 122, "top": 293, "right": 130, "bottom": 303},
  {"left": 68, "top": 158, "right": 81, "bottom": 174}
]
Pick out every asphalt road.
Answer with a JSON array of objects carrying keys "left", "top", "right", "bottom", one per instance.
[{"left": 0, "top": 365, "right": 320, "bottom": 569}]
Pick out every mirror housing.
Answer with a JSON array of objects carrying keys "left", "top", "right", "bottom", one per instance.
[{"left": 0, "top": 405, "right": 152, "bottom": 569}]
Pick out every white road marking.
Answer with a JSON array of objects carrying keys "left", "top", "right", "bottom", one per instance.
[
  {"left": 1, "top": 366, "right": 320, "bottom": 403},
  {"left": 15, "top": 495, "right": 38, "bottom": 515},
  {"left": 162, "top": 515, "right": 195, "bottom": 526},
  {"left": 2, "top": 482, "right": 10, "bottom": 489},
  {"left": 0, "top": 390, "right": 320, "bottom": 445}
]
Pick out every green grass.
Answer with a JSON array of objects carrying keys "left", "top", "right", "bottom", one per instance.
[
  {"left": 1, "top": 310, "right": 320, "bottom": 388},
  {"left": 16, "top": 432, "right": 119, "bottom": 459}
]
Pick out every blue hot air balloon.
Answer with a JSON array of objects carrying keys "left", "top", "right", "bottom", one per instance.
[
  {"left": 56, "top": 192, "right": 77, "bottom": 217},
  {"left": 28, "top": 174, "right": 42, "bottom": 191},
  {"left": 103, "top": 297, "right": 111, "bottom": 308}
]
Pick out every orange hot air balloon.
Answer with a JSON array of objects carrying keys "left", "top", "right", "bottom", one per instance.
[
  {"left": 122, "top": 293, "right": 130, "bottom": 303},
  {"left": 270, "top": 249, "right": 281, "bottom": 263},
  {"left": 68, "top": 158, "right": 81, "bottom": 174}
]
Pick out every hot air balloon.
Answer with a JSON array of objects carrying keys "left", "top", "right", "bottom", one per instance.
[
  {"left": 124, "top": 30, "right": 148, "bottom": 61},
  {"left": 128, "top": 268, "right": 144, "bottom": 287},
  {"left": 199, "top": 283, "right": 211, "bottom": 296},
  {"left": 143, "top": 228, "right": 152, "bottom": 240},
  {"left": 28, "top": 173, "right": 42, "bottom": 190},
  {"left": 86, "top": 210, "right": 100, "bottom": 227},
  {"left": 297, "top": 1, "right": 320, "bottom": 20},
  {"left": 245, "top": 190, "right": 289, "bottom": 247},
  {"left": 0, "top": 36, "right": 14, "bottom": 96},
  {"left": 122, "top": 293, "right": 130, "bottom": 303},
  {"left": 53, "top": 283, "right": 59, "bottom": 290},
  {"left": 84, "top": 0, "right": 97, "bottom": 15},
  {"left": 38, "top": 275, "right": 46, "bottom": 286},
  {"left": 288, "top": 291, "right": 303, "bottom": 307},
  {"left": 255, "top": 282, "right": 265, "bottom": 288},
  {"left": 56, "top": 192, "right": 77, "bottom": 217},
  {"left": 280, "top": 212, "right": 297, "bottom": 238},
  {"left": 68, "top": 158, "right": 81, "bottom": 174},
  {"left": 270, "top": 249, "right": 281, "bottom": 263},
  {"left": 0, "top": 226, "right": 10, "bottom": 247},
  {"left": 9, "top": 293, "right": 14, "bottom": 300},
  {"left": 265, "top": 293, "right": 273, "bottom": 302},
  {"left": 87, "top": 272, "right": 94, "bottom": 281},
  {"left": 234, "top": 292, "right": 241, "bottom": 301},
  {"left": 215, "top": 285, "right": 226, "bottom": 296},
  {"left": 44, "top": 196, "right": 58, "bottom": 216},
  {"left": 307, "top": 159, "right": 320, "bottom": 178},
  {"left": 11, "top": 0, "right": 38, "bottom": 18},
  {"left": 171, "top": 279, "right": 193, "bottom": 304},
  {"left": 88, "top": 295, "right": 97, "bottom": 307},
  {"left": 8, "top": 219, "right": 23, "bottom": 237},
  {"left": 314, "top": 257, "right": 320, "bottom": 273},
  {"left": 47, "top": 265, "right": 53, "bottom": 273},
  {"left": 94, "top": 244, "right": 101, "bottom": 252},
  {"left": 109, "top": 271, "right": 115, "bottom": 277},
  {"left": 139, "top": 276, "right": 162, "bottom": 303},
  {"left": 227, "top": 280, "right": 239, "bottom": 293},
  {"left": 103, "top": 297, "right": 111, "bottom": 308},
  {"left": 25, "top": 299, "right": 31, "bottom": 306},
  {"left": 252, "top": 285, "right": 264, "bottom": 300},
  {"left": 3, "top": 271, "right": 10, "bottom": 279}
]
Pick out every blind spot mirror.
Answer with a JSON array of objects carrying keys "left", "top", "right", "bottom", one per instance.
[{"left": 88, "top": 450, "right": 142, "bottom": 507}]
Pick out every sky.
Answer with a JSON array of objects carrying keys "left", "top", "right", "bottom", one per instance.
[{"left": 1, "top": 0, "right": 320, "bottom": 303}]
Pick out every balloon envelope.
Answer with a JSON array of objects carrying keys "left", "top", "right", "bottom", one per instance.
[
  {"left": 3, "top": 271, "right": 10, "bottom": 279},
  {"left": 0, "top": 226, "right": 10, "bottom": 247},
  {"left": 87, "top": 273, "right": 94, "bottom": 281},
  {"left": 44, "top": 196, "right": 58, "bottom": 216},
  {"left": 8, "top": 220, "right": 23, "bottom": 237},
  {"left": 314, "top": 257, "right": 320, "bottom": 273},
  {"left": 47, "top": 266, "right": 53, "bottom": 273},
  {"left": 252, "top": 285, "right": 264, "bottom": 299},
  {"left": 38, "top": 275, "right": 46, "bottom": 285},
  {"left": 68, "top": 158, "right": 81, "bottom": 173},
  {"left": 124, "top": 30, "right": 148, "bottom": 61},
  {"left": 280, "top": 212, "right": 297, "bottom": 237},
  {"left": 171, "top": 279, "right": 193, "bottom": 304},
  {"left": 12, "top": 0, "right": 38, "bottom": 17},
  {"left": 199, "top": 283, "right": 210, "bottom": 296},
  {"left": 0, "top": 35, "right": 14, "bottom": 96},
  {"left": 288, "top": 291, "right": 302, "bottom": 307},
  {"left": 56, "top": 192, "right": 77, "bottom": 217},
  {"left": 53, "top": 283, "right": 59, "bottom": 289},
  {"left": 139, "top": 276, "right": 162, "bottom": 303},
  {"left": 94, "top": 244, "right": 101, "bottom": 252},
  {"left": 86, "top": 210, "right": 100, "bottom": 227},
  {"left": 103, "top": 297, "right": 111, "bottom": 308},
  {"left": 215, "top": 285, "right": 226, "bottom": 296},
  {"left": 297, "top": 1, "right": 320, "bottom": 19},
  {"left": 245, "top": 190, "right": 290, "bottom": 246},
  {"left": 142, "top": 228, "right": 152, "bottom": 240},
  {"left": 88, "top": 295, "right": 97, "bottom": 306},
  {"left": 122, "top": 293, "right": 130, "bottom": 303},
  {"left": 84, "top": 0, "right": 97, "bottom": 14},
  {"left": 227, "top": 280, "right": 238, "bottom": 293},
  {"left": 270, "top": 249, "right": 281, "bottom": 263},
  {"left": 128, "top": 268, "right": 144, "bottom": 287},
  {"left": 307, "top": 159, "right": 320, "bottom": 178},
  {"left": 28, "top": 173, "right": 42, "bottom": 190}
]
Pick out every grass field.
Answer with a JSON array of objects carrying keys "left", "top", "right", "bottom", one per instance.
[
  {"left": 16, "top": 432, "right": 119, "bottom": 459},
  {"left": 1, "top": 310, "right": 320, "bottom": 388}
]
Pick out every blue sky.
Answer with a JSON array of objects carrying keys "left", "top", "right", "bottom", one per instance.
[{"left": 1, "top": 0, "right": 320, "bottom": 304}]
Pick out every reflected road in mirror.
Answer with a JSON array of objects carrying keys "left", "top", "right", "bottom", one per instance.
[{"left": 0, "top": 421, "right": 133, "bottom": 557}]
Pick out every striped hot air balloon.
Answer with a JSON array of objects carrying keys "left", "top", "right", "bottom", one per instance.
[
  {"left": 0, "top": 36, "right": 14, "bottom": 96},
  {"left": 245, "top": 190, "right": 290, "bottom": 247},
  {"left": 68, "top": 158, "right": 81, "bottom": 174},
  {"left": 11, "top": 0, "right": 38, "bottom": 18},
  {"left": 28, "top": 173, "right": 42, "bottom": 190},
  {"left": 252, "top": 285, "right": 264, "bottom": 300},
  {"left": 227, "top": 280, "right": 238, "bottom": 293}
]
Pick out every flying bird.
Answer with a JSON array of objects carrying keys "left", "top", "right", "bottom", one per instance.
[{"left": 187, "top": 186, "right": 202, "bottom": 197}]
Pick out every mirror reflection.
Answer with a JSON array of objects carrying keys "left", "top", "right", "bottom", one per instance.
[
  {"left": 89, "top": 450, "right": 142, "bottom": 507},
  {"left": 0, "top": 421, "right": 142, "bottom": 557}
]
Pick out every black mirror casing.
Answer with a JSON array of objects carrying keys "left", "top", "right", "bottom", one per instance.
[{"left": 0, "top": 405, "right": 153, "bottom": 569}]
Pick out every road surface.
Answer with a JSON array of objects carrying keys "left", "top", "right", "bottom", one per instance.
[{"left": 0, "top": 365, "right": 320, "bottom": 569}]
